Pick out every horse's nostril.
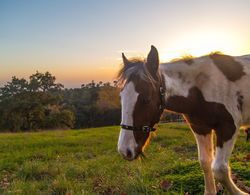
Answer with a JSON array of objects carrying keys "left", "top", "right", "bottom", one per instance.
[{"left": 126, "top": 149, "right": 132, "bottom": 159}]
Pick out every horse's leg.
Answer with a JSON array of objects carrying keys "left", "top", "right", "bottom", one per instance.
[
  {"left": 193, "top": 132, "right": 216, "bottom": 195},
  {"left": 212, "top": 128, "right": 248, "bottom": 195}
]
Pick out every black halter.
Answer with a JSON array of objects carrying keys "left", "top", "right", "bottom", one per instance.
[
  {"left": 120, "top": 124, "right": 156, "bottom": 133},
  {"left": 120, "top": 83, "right": 165, "bottom": 133}
]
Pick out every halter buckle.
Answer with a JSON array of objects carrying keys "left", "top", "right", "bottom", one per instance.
[
  {"left": 142, "top": 126, "right": 151, "bottom": 133},
  {"left": 159, "top": 86, "right": 165, "bottom": 95}
]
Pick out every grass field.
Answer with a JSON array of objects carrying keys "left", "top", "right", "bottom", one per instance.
[{"left": 0, "top": 123, "right": 249, "bottom": 194}]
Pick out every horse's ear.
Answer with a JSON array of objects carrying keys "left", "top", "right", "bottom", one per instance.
[
  {"left": 122, "top": 53, "right": 130, "bottom": 66},
  {"left": 146, "top": 45, "right": 159, "bottom": 75}
]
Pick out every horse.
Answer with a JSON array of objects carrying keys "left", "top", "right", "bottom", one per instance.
[{"left": 117, "top": 45, "right": 250, "bottom": 195}]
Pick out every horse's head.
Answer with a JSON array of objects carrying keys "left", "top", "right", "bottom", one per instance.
[{"left": 117, "top": 46, "right": 164, "bottom": 160}]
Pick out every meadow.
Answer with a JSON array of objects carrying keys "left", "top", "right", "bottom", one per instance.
[{"left": 0, "top": 123, "right": 249, "bottom": 194}]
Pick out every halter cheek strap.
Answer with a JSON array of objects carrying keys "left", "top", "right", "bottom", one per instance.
[{"left": 159, "top": 86, "right": 165, "bottom": 111}]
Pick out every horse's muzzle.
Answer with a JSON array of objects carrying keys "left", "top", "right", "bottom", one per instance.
[{"left": 118, "top": 147, "right": 141, "bottom": 161}]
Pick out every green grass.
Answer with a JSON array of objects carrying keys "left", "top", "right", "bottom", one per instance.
[{"left": 0, "top": 123, "right": 249, "bottom": 194}]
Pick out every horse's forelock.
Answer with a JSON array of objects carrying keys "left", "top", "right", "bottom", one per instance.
[{"left": 117, "top": 58, "right": 157, "bottom": 88}]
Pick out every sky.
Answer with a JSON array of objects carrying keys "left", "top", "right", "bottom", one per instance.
[{"left": 1, "top": 0, "right": 250, "bottom": 88}]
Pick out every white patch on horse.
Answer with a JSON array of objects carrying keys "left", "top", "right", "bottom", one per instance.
[
  {"left": 160, "top": 59, "right": 206, "bottom": 99},
  {"left": 118, "top": 82, "right": 139, "bottom": 158},
  {"left": 160, "top": 63, "right": 189, "bottom": 99}
]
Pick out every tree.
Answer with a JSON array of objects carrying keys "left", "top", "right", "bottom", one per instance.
[
  {"left": 0, "top": 72, "right": 123, "bottom": 131},
  {"left": 0, "top": 76, "right": 28, "bottom": 100},
  {"left": 96, "top": 85, "right": 120, "bottom": 111},
  {"left": 94, "top": 84, "right": 121, "bottom": 126},
  {"left": 29, "top": 71, "right": 64, "bottom": 92},
  {"left": 0, "top": 71, "right": 72, "bottom": 131}
]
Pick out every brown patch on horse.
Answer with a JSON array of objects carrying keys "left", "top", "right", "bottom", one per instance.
[
  {"left": 132, "top": 77, "right": 163, "bottom": 150},
  {"left": 236, "top": 91, "right": 244, "bottom": 112},
  {"left": 178, "top": 72, "right": 182, "bottom": 79},
  {"left": 165, "top": 87, "right": 236, "bottom": 147},
  {"left": 210, "top": 53, "right": 246, "bottom": 81}
]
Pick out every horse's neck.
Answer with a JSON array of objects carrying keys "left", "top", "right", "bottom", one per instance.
[{"left": 159, "top": 61, "right": 194, "bottom": 89}]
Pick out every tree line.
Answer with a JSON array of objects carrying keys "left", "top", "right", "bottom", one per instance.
[
  {"left": 0, "top": 71, "right": 182, "bottom": 132},
  {"left": 0, "top": 71, "right": 120, "bottom": 131}
]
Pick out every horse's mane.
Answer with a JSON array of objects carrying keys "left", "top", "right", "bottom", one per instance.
[
  {"left": 117, "top": 58, "right": 157, "bottom": 87},
  {"left": 117, "top": 51, "right": 224, "bottom": 87},
  {"left": 170, "top": 55, "right": 194, "bottom": 65}
]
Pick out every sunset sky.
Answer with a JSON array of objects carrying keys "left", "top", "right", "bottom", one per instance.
[{"left": 1, "top": 0, "right": 250, "bottom": 88}]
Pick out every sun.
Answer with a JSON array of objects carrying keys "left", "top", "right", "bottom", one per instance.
[{"left": 160, "top": 30, "right": 244, "bottom": 62}]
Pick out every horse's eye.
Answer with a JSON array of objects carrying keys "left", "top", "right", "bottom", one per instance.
[{"left": 142, "top": 97, "right": 151, "bottom": 104}]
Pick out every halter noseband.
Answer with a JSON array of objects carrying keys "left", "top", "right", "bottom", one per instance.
[
  {"left": 120, "top": 124, "right": 156, "bottom": 133},
  {"left": 120, "top": 83, "right": 165, "bottom": 133}
]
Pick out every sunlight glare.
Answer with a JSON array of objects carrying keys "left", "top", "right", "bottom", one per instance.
[{"left": 160, "top": 30, "right": 242, "bottom": 62}]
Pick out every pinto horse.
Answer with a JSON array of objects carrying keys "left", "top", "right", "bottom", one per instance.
[{"left": 117, "top": 46, "right": 250, "bottom": 195}]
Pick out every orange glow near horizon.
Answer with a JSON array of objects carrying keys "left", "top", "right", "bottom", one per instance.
[
  {"left": 56, "top": 66, "right": 119, "bottom": 88},
  {"left": 0, "top": 62, "right": 119, "bottom": 88}
]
